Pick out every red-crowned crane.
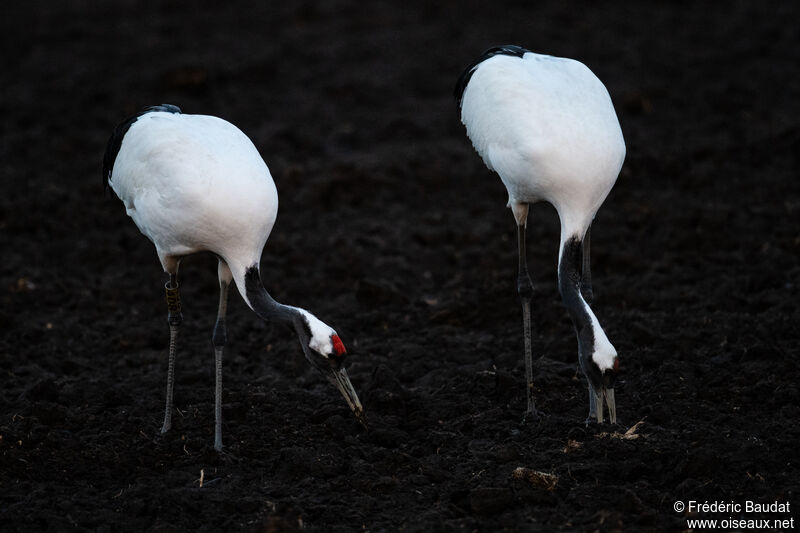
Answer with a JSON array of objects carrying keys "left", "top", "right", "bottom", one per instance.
[
  {"left": 455, "top": 46, "right": 625, "bottom": 423},
  {"left": 103, "top": 104, "right": 365, "bottom": 451}
]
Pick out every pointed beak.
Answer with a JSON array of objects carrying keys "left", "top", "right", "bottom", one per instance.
[
  {"left": 592, "top": 387, "right": 617, "bottom": 424},
  {"left": 605, "top": 387, "right": 616, "bottom": 424},
  {"left": 327, "top": 367, "right": 367, "bottom": 429}
]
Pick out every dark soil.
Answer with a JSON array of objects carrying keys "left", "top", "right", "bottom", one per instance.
[{"left": 2, "top": 1, "right": 798, "bottom": 531}]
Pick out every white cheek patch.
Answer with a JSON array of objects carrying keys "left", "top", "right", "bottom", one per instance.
[
  {"left": 293, "top": 307, "right": 334, "bottom": 358},
  {"left": 592, "top": 345, "right": 617, "bottom": 372},
  {"left": 584, "top": 301, "right": 617, "bottom": 372},
  {"left": 309, "top": 336, "right": 333, "bottom": 358}
]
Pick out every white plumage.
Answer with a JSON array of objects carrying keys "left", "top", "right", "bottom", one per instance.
[
  {"left": 456, "top": 47, "right": 624, "bottom": 423},
  {"left": 111, "top": 112, "right": 277, "bottom": 289},
  {"left": 461, "top": 51, "right": 625, "bottom": 245},
  {"left": 104, "top": 105, "right": 364, "bottom": 450}
]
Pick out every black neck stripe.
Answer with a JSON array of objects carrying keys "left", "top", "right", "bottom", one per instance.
[
  {"left": 243, "top": 265, "right": 302, "bottom": 328},
  {"left": 558, "top": 237, "right": 595, "bottom": 361}
]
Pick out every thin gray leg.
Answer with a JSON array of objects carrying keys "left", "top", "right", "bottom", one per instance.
[
  {"left": 586, "top": 383, "right": 598, "bottom": 424},
  {"left": 161, "top": 273, "right": 182, "bottom": 434},
  {"left": 516, "top": 221, "right": 537, "bottom": 420},
  {"left": 212, "top": 261, "right": 232, "bottom": 451},
  {"left": 581, "top": 224, "right": 593, "bottom": 305}
]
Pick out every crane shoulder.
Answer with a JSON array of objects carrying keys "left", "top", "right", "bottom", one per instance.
[
  {"left": 103, "top": 104, "right": 182, "bottom": 193},
  {"left": 454, "top": 45, "right": 530, "bottom": 109}
]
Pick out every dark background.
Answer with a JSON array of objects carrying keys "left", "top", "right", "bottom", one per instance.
[{"left": 1, "top": 1, "right": 798, "bottom": 531}]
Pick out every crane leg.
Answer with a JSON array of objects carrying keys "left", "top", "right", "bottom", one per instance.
[
  {"left": 161, "top": 272, "right": 182, "bottom": 435},
  {"left": 212, "top": 260, "right": 233, "bottom": 451},
  {"left": 586, "top": 382, "right": 599, "bottom": 424},
  {"left": 581, "top": 224, "right": 593, "bottom": 305},
  {"left": 513, "top": 203, "right": 538, "bottom": 421}
]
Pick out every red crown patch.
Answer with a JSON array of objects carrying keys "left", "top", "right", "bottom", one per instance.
[{"left": 331, "top": 334, "right": 346, "bottom": 357}]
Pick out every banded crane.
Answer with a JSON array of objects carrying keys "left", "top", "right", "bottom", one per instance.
[{"left": 103, "top": 104, "right": 365, "bottom": 450}]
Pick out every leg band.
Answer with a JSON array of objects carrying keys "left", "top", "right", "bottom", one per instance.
[{"left": 165, "top": 282, "right": 182, "bottom": 326}]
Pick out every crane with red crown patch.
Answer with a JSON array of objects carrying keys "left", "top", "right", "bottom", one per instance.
[{"left": 104, "top": 104, "right": 366, "bottom": 451}]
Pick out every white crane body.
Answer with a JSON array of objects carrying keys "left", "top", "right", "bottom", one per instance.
[
  {"left": 110, "top": 112, "right": 277, "bottom": 302},
  {"left": 456, "top": 47, "right": 624, "bottom": 422},
  {"left": 460, "top": 51, "right": 625, "bottom": 245},
  {"left": 104, "top": 105, "right": 364, "bottom": 450}
]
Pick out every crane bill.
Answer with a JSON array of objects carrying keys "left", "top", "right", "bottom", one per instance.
[
  {"left": 327, "top": 367, "right": 367, "bottom": 429},
  {"left": 593, "top": 387, "right": 617, "bottom": 425},
  {"left": 605, "top": 388, "right": 617, "bottom": 425}
]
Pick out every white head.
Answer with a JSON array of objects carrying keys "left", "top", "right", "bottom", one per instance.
[
  {"left": 291, "top": 307, "right": 365, "bottom": 426},
  {"left": 588, "top": 312, "right": 618, "bottom": 373},
  {"left": 291, "top": 307, "right": 348, "bottom": 365},
  {"left": 239, "top": 264, "right": 365, "bottom": 425},
  {"left": 578, "top": 305, "right": 619, "bottom": 424}
]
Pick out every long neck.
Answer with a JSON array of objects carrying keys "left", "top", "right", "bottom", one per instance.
[
  {"left": 239, "top": 265, "right": 323, "bottom": 364},
  {"left": 558, "top": 235, "right": 595, "bottom": 356},
  {"left": 558, "top": 232, "right": 619, "bottom": 373},
  {"left": 242, "top": 265, "right": 302, "bottom": 329}
]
